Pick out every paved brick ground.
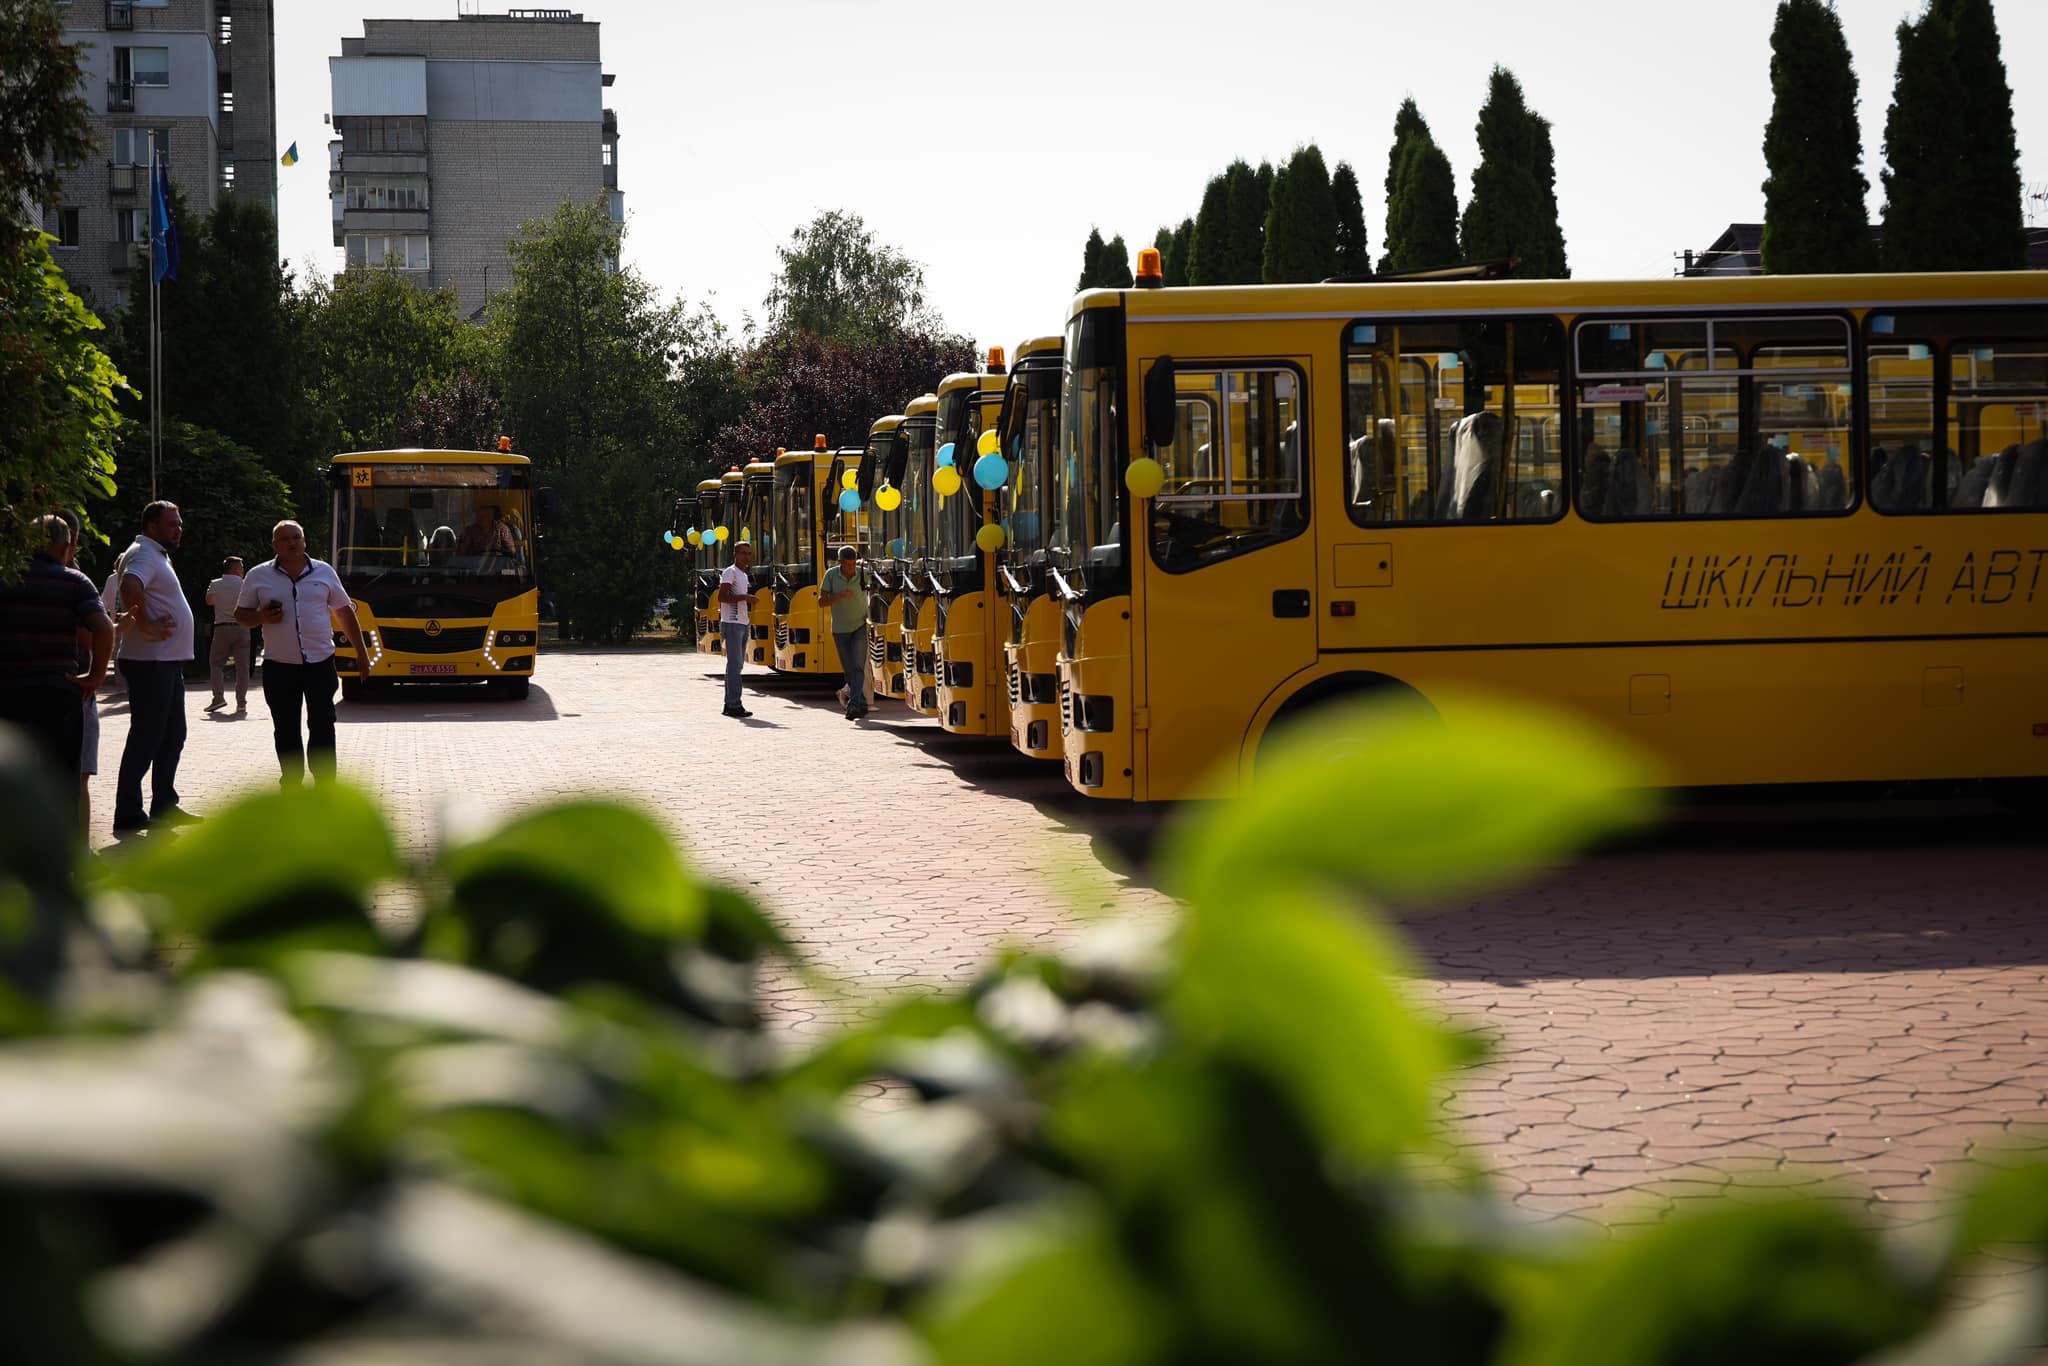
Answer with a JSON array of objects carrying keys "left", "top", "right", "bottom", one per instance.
[{"left": 86, "top": 649, "right": 2048, "bottom": 1260}]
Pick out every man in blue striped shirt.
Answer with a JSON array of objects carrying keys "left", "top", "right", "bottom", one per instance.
[{"left": 0, "top": 515, "right": 113, "bottom": 806}]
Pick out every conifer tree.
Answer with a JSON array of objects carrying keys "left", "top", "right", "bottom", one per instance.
[
  {"left": 1076, "top": 227, "right": 1106, "bottom": 290},
  {"left": 1933, "top": 0, "right": 2026, "bottom": 267},
  {"left": 1331, "top": 160, "right": 1370, "bottom": 279},
  {"left": 1152, "top": 226, "right": 1175, "bottom": 282},
  {"left": 1226, "top": 160, "right": 1269, "bottom": 283},
  {"left": 1263, "top": 144, "right": 1339, "bottom": 283},
  {"left": 1460, "top": 67, "right": 1568, "bottom": 278},
  {"left": 1100, "top": 234, "right": 1134, "bottom": 289},
  {"left": 1881, "top": 9, "right": 1970, "bottom": 271},
  {"left": 1189, "top": 170, "right": 1234, "bottom": 285},
  {"left": 1384, "top": 136, "right": 1463, "bottom": 274},
  {"left": 1166, "top": 217, "right": 1195, "bottom": 287},
  {"left": 1760, "top": 0, "right": 1876, "bottom": 274},
  {"left": 1385, "top": 97, "right": 1429, "bottom": 208}
]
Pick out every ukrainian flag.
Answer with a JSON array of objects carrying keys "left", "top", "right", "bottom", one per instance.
[{"left": 280, "top": 142, "right": 299, "bottom": 167}]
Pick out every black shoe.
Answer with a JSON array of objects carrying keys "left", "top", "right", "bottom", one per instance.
[
  {"left": 111, "top": 813, "right": 151, "bottom": 834},
  {"left": 149, "top": 806, "right": 203, "bottom": 829},
  {"left": 723, "top": 706, "right": 752, "bottom": 718}
]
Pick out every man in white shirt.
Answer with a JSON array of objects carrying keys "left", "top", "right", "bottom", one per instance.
[
  {"left": 204, "top": 555, "right": 250, "bottom": 714},
  {"left": 113, "top": 502, "right": 199, "bottom": 833},
  {"left": 716, "top": 540, "right": 755, "bottom": 718},
  {"left": 236, "top": 520, "right": 369, "bottom": 786}
]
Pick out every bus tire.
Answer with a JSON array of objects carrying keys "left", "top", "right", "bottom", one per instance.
[
  {"left": 489, "top": 677, "right": 530, "bottom": 702},
  {"left": 340, "top": 677, "right": 364, "bottom": 704}
]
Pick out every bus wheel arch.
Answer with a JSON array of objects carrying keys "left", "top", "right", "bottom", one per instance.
[{"left": 1247, "top": 670, "right": 1437, "bottom": 777}]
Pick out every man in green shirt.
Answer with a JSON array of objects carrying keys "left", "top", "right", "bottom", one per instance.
[{"left": 819, "top": 545, "right": 869, "bottom": 720}]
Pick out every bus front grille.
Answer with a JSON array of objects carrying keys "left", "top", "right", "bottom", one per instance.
[{"left": 381, "top": 625, "right": 486, "bottom": 654}]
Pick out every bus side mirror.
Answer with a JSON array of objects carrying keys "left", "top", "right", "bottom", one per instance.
[{"left": 1144, "top": 357, "right": 1178, "bottom": 451}]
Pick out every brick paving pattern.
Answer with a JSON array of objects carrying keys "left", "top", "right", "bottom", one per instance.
[{"left": 86, "top": 650, "right": 2048, "bottom": 1255}]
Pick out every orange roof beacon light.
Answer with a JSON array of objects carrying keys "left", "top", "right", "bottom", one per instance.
[
  {"left": 987, "top": 345, "right": 1007, "bottom": 374},
  {"left": 814, "top": 433, "right": 829, "bottom": 450},
  {"left": 496, "top": 435, "right": 513, "bottom": 452},
  {"left": 776, "top": 447, "right": 786, "bottom": 457},
  {"left": 1135, "top": 248, "right": 1164, "bottom": 289}
]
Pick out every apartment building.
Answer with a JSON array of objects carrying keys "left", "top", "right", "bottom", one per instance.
[
  {"left": 47, "top": 0, "right": 277, "bottom": 318},
  {"left": 329, "top": 9, "right": 620, "bottom": 320}
]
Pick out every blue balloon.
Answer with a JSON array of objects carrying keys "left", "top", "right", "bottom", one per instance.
[
  {"left": 889, "top": 536, "right": 906, "bottom": 557},
  {"left": 936, "top": 442, "right": 956, "bottom": 467},
  {"left": 838, "top": 488, "right": 861, "bottom": 513},
  {"left": 973, "top": 452, "right": 1010, "bottom": 490},
  {"left": 1012, "top": 511, "right": 1040, "bottom": 543}
]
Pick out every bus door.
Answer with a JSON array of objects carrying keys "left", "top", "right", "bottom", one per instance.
[{"left": 1136, "top": 354, "right": 1318, "bottom": 796}]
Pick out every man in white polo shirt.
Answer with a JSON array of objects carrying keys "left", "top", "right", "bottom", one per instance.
[
  {"left": 236, "top": 520, "right": 369, "bottom": 786},
  {"left": 113, "top": 501, "right": 199, "bottom": 833}
]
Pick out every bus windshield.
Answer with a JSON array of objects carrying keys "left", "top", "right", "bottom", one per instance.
[
  {"left": 1052, "top": 311, "right": 1126, "bottom": 591},
  {"left": 1006, "top": 364, "right": 1062, "bottom": 571},
  {"left": 933, "top": 391, "right": 977, "bottom": 573},
  {"left": 900, "top": 420, "right": 934, "bottom": 568},
  {"left": 741, "top": 477, "right": 775, "bottom": 571},
  {"left": 332, "top": 464, "right": 533, "bottom": 600},
  {"left": 775, "top": 461, "right": 814, "bottom": 581},
  {"left": 863, "top": 434, "right": 902, "bottom": 562}
]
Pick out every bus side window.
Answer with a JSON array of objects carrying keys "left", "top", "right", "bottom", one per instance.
[
  {"left": 1149, "top": 365, "right": 1306, "bottom": 572},
  {"left": 1866, "top": 321, "right": 2048, "bottom": 512}
]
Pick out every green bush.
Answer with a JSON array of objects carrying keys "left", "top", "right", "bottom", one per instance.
[{"left": 0, "top": 693, "right": 2041, "bottom": 1365}]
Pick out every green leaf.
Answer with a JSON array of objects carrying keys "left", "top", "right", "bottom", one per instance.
[
  {"left": 1502, "top": 1200, "right": 1939, "bottom": 1366},
  {"left": 1167, "top": 687, "right": 1658, "bottom": 908},
  {"left": 100, "top": 782, "right": 398, "bottom": 961},
  {"left": 922, "top": 1208, "right": 1166, "bottom": 1366},
  {"left": 437, "top": 799, "right": 704, "bottom": 942},
  {"left": 1169, "top": 886, "right": 1474, "bottom": 1167}
]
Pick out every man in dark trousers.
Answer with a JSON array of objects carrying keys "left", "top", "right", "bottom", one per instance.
[
  {"left": 235, "top": 520, "right": 369, "bottom": 785},
  {"left": 0, "top": 515, "right": 113, "bottom": 815},
  {"left": 113, "top": 501, "right": 199, "bottom": 832}
]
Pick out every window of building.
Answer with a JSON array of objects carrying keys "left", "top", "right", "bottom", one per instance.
[
  {"left": 1865, "top": 309, "right": 2048, "bottom": 513},
  {"left": 45, "top": 206, "right": 81, "bottom": 248},
  {"left": 116, "top": 207, "right": 148, "bottom": 243},
  {"left": 220, "top": 162, "right": 236, "bottom": 192},
  {"left": 1343, "top": 316, "right": 1568, "bottom": 524},
  {"left": 341, "top": 175, "right": 428, "bottom": 211},
  {"left": 118, "top": 47, "right": 170, "bottom": 86},
  {"left": 1147, "top": 363, "right": 1306, "bottom": 571},
  {"left": 1572, "top": 314, "right": 1854, "bottom": 519},
  {"left": 602, "top": 141, "right": 614, "bottom": 168},
  {"left": 345, "top": 233, "right": 430, "bottom": 271},
  {"left": 112, "top": 127, "right": 170, "bottom": 166},
  {"left": 337, "top": 117, "right": 426, "bottom": 155}
]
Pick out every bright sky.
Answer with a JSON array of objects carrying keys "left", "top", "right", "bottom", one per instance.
[{"left": 277, "top": 0, "right": 2048, "bottom": 358}]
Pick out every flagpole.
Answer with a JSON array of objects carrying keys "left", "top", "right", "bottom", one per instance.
[{"left": 148, "top": 131, "right": 160, "bottom": 502}]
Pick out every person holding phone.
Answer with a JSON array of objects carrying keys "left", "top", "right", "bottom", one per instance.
[{"left": 236, "top": 520, "right": 369, "bottom": 787}]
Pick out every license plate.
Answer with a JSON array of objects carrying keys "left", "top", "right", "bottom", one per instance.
[{"left": 409, "top": 664, "right": 458, "bottom": 676}]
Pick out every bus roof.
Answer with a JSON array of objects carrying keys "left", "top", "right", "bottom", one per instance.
[
  {"left": 939, "top": 369, "right": 1009, "bottom": 398},
  {"left": 1083, "top": 270, "right": 2048, "bottom": 325},
  {"left": 331, "top": 449, "right": 531, "bottom": 466},
  {"left": 774, "top": 450, "right": 813, "bottom": 469},
  {"left": 905, "top": 393, "right": 938, "bottom": 418},
  {"left": 696, "top": 479, "right": 723, "bottom": 493},
  {"left": 869, "top": 414, "right": 905, "bottom": 438},
  {"left": 1013, "top": 334, "right": 1062, "bottom": 363},
  {"left": 720, "top": 469, "right": 745, "bottom": 484},
  {"left": 743, "top": 460, "right": 774, "bottom": 476}
]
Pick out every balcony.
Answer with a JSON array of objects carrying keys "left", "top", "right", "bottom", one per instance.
[
  {"left": 108, "top": 161, "right": 142, "bottom": 194},
  {"left": 106, "top": 241, "right": 144, "bottom": 274},
  {"left": 106, "top": 1, "right": 132, "bottom": 30},
  {"left": 107, "top": 80, "right": 134, "bottom": 113}
]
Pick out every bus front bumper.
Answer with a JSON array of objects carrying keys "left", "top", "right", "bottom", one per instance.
[
  {"left": 1058, "top": 648, "right": 1132, "bottom": 799},
  {"left": 1005, "top": 641, "right": 1063, "bottom": 761}
]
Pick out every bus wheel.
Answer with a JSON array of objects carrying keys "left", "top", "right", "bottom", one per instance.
[
  {"left": 341, "top": 677, "right": 365, "bottom": 703},
  {"left": 489, "top": 677, "right": 530, "bottom": 702},
  {"left": 1256, "top": 673, "right": 1434, "bottom": 772}
]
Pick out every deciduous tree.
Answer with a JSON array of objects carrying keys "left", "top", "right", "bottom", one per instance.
[{"left": 759, "top": 209, "right": 935, "bottom": 346}]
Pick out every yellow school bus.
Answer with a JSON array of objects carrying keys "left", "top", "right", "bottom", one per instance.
[
  {"left": 897, "top": 394, "right": 943, "bottom": 715},
  {"left": 691, "top": 478, "right": 724, "bottom": 653},
  {"left": 1054, "top": 258, "right": 2048, "bottom": 799},
  {"left": 998, "top": 336, "right": 1067, "bottom": 760},
  {"left": 703, "top": 469, "right": 746, "bottom": 654},
  {"left": 772, "top": 436, "right": 849, "bottom": 675},
  {"left": 328, "top": 448, "right": 540, "bottom": 701},
  {"left": 858, "top": 414, "right": 910, "bottom": 701},
  {"left": 933, "top": 350, "right": 1012, "bottom": 735},
  {"left": 739, "top": 458, "right": 778, "bottom": 667}
]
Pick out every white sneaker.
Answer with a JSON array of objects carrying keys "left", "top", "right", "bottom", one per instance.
[{"left": 836, "top": 685, "right": 850, "bottom": 706}]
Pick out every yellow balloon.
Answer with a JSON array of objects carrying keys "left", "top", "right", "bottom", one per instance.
[
  {"left": 669, "top": 536, "right": 686, "bottom": 551},
  {"left": 741, "top": 526, "right": 752, "bottom": 542},
  {"left": 713, "top": 525, "right": 729, "bottom": 542},
  {"left": 841, "top": 469, "right": 859, "bottom": 491},
  {"left": 976, "top": 523, "right": 1006, "bottom": 552},
  {"left": 687, "top": 531, "right": 703, "bottom": 547},
  {"left": 976, "top": 428, "right": 1001, "bottom": 458},
  {"left": 933, "top": 464, "right": 963, "bottom": 496},
  {"left": 1125, "top": 457, "right": 1167, "bottom": 499},
  {"left": 875, "top": 485, "right": 902, "bottom": 512}
]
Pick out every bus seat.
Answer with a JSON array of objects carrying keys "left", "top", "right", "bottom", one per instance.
[
  {"left": 1608, "top": 447, "right": 1649, "bottom": 516},
  {"left": 1683, "top": 463, "right": 1716, "bottom": 515},
  {"left": 1815, "top": 457, "right": 1849, "bottom": 510},
  {"left": 1513, "top": 484, "right": 1556, "bottom": 519},
  {"left": 1445, "top": 411, "right": 1501, "bottom": 519},
  {"left": 1983, "top": 440, "right": 2046, "bottom": 508},
  {"left": 1955, "top": 451, "right": 1997, "bottom": 508},
  {"left": 1580, "top": 444, "right": 1611, "bottom": 516}
]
